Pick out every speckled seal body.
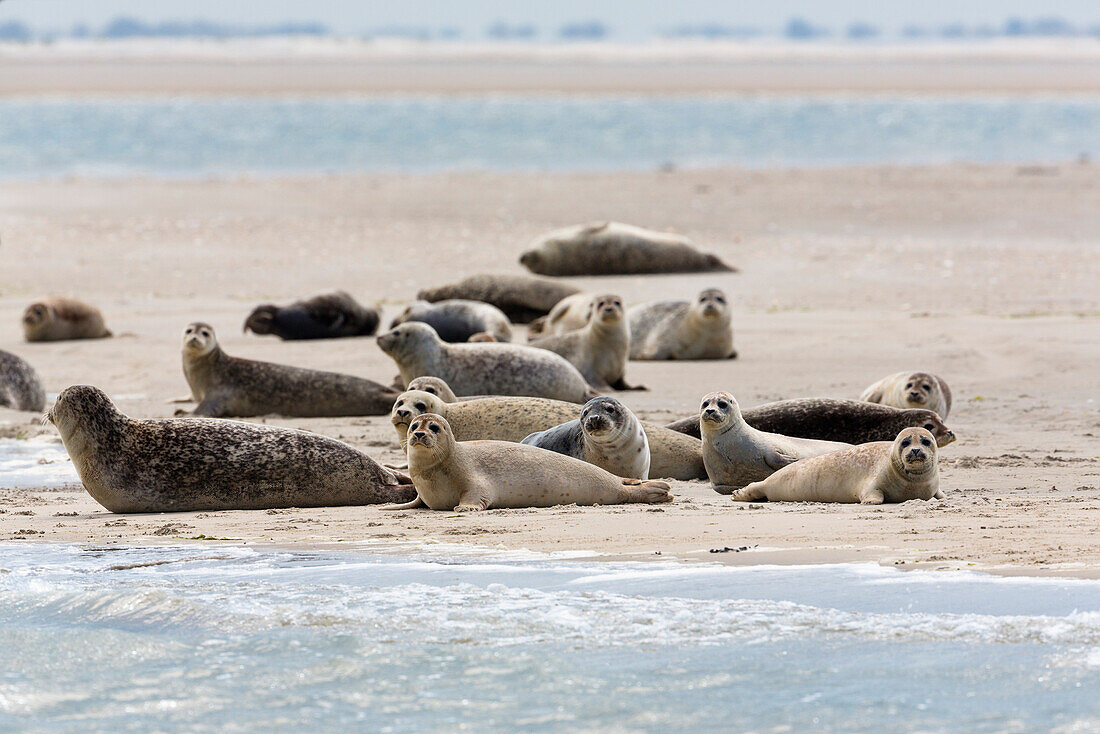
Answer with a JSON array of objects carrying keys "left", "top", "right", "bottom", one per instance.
[
  {"left": 628, "top": 289, "right": 736, "bottom": 360},
  {"left": 377, "top": 322, "right": 597, "bottom": 403},
  {"left": 732, "top": 428, "right": 942, "bottom": 504},
  {"left": 0, "top": 349, "right": 46, "bottom": 412},
  {"left": 22, "top": 297, "right": 111, "bottom": 342},
  {"left": 417, "top": 273, "right": 580, "bottom": 324},
  {"left": 393, "top": 413, "right": 672, "bottom": 511},
  {"left": 667, "top": 398, "right": 957, "bottom": 448},
  {"left": 526, "top": 292, "right": 593, "bottom": 340},
  {"left": 389, "top": 299, "right": 512, "bottom": 343},
  {"left": 519, "top": 222, "right": 734, "bottom": 276},
  {"left": 180, "top": 322, "right": 399, "bottom": 417},
  {"left": 521, "top": 397, "right": 650, "bottom": 479},
  {"left": 243, "top": 291, "right": 380, "bottom": 340},
  {"left": 529, "top": 295, "right": 638, "bottom": 390},
  {"left": 46, "top": 385, "right": 416, "bottom": 513},
  {"left": 860, "top": 371, "right": 953, "bottom": 418}
]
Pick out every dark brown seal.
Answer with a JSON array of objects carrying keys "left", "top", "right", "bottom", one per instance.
[
  {"left": 0, "top": 349, "right": 46, "bottom": 412},
  {"left": 243, "top": 291, "right": 380, "bottom": 340},
  {"left": 417, "top": 273, "right": 580, "bottom": 324}
]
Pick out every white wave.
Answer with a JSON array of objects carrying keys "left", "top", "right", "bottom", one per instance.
[{"left": 0, "top": 436, "right": 80, "bottom": 489}]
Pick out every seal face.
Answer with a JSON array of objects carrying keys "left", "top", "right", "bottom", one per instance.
[
  {"left": 46, "top": 385, "right": 416, "bottom": 513},
  {"left": 860, "top": 371, "right": 953, "bottom": 418},
  {"left": 521, "top": 396, "right": 650, "bottom": 479},
  {"left": 628, "top": 288, "right": 736, "bottom": 360},
  {"left": 390, "top": 299, "right": 512, "bottom": 343},
  {"left": 731, "top": 427, "right": 942, "bottom": 504},
  {"left": 22, "top": 297, "right": 111, "bottom": 342},
  {"left": 243, "top": 291, "right": 380, "bottom": 340},
  {"left": 417, "top": 274, "right": 580, "bottom": 324},
  {"left": 529, "top": 295, "right": 639, "bottom": 390},
  {"left": 0, "top": 349, "right": 46, "bottom": 412}
]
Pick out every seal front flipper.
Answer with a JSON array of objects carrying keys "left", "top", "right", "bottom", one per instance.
[
  {"left": 191, "top": 393, "right": 232, "bottom": 418},
  {"left": 860, "top": 489, "right": 885, "bottom": 505},
  {"left": 763, "top": 446, "right": 798, "bottom": 471},
  {"left": 731, "top": 483, "right": 766, "bottom": 502},
  {"left": 165, "top": 394, "right": 196, "bottom": 404},
  {"left": 610, "top": 377, "right": 647, "bottom": 391},
  {"left": 454, "top": 488, "right": 491, "bottom": 512}
]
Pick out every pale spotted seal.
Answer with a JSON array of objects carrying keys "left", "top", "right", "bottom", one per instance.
[
  {"left": 180, "top": 322, "right": 399, "bottom": 417},
  {"left": 387, "top": 413, "right": 672, "bottom": 511},
  {"left": 529, "top": 295, "right": 641, "bottom": 390},
  {"left": 22, "top": 297, "right": 111, "bottom": 342},
  {"left": 860, "top": 371, "right": 953, "bottom": 418},
  {"left": 700, "top": 392, "right": 851, "bottom": 493},
  {"left": 628, "top": 289, "right": 735, "bottom": 360},
  {"left": 521, "top": 397, "right": 650, "bottom": 479},
  {"left": 519, "top": 222, "right": 734, "bottom": 276},
  {"left": 389, "top": 299, "right": 512, "bottom": 343},
  {"left": 526, "top": 292, "right": 593, "bottom": 340},
  {"left": 243, "top": 291, "right": 380, "bottom": 340},
  {"left": 0, "top": 349, "right": 46, "bottom": 412},
  {"left": 46, "top": 385, "right": 416, "bottom": 513},
  {"left": 732, "top": 427, "right": 943, "bottom": 504},
  {"left": 417, "top": 273, "right": 580, "bottom": 323}
]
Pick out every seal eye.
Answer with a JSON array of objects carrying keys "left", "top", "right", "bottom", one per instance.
[
  {"left": 716, "top": 400, "right": 729, "bottom": 410},
  {"left": 905, "top": 383, "right": 913, "bottom": 389},
  {"left": 415, "top": 402, "right": 426, "bottom": 411},
  {"left": 901, "top": 438, "right": 911, "bottom": 448},
  {"left": 924, "top": 423, "right": 934, "bottom": 431},
  {"left": 920, "top": 438, "right": 932, "bottom": 447},
  {"left": 922, "top": 385, "right": 931, "bottom": 392},
  {"left": 428, "top": 423, "right": 440, "bottom": 434},
  {"left": 425, "top": 388, "right": 436, "bottom": 395}
]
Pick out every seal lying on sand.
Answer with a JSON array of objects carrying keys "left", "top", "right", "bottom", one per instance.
[
  {"left": 666, "top": 398, "right": 956, "bottom": 448},
  {"left": 0, "top": 349, "right": 46, "bottom": 412},
  {"left": 243, "top": 291, "right": 380, "bottom": 340},
  {"left": 46, "top": 385, "right": 416, "bottom": 513},
  {"left": 180, "top": 322, "right": 398, "bottom": 417},
  {"left": 389, "top": 299, "right": 512, "bottom": 343},
  {"left": 386, "top": 413, "right": 672, "bottom": 511},
  {"left": 731, "top": 427, "right": 943, "bottom": 504},
  {"left": 860, "top": 371, "right": 952, "bottom": 418},
  {"left": 23, "top": 297, "right": 111, "bottom": 342},
  {"left": 628, "top": 289, "right": 736, "bottom": 360},
  {"left": 522, "top": 397, "right": 650, "bottom": 479},
  {"left": 519, "top": 222, "right": 734, "bottom": 276},
  {"left": 526, "top": 293, "right": 593, "bottom": 340},
  {"left": 699, "top": 392, "right": 851, "bottom": 493},
  {"left": 529, "top": 295, "right": 641, "bottom": 390},
  {"left": 377, "top": 322, "right": 597, "bottom": 403},
  {"left": 417, "top": 273, "right": 580, "bottom": 324}
]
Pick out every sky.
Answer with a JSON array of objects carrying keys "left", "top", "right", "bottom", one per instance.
[{"left": 6, "top": 0, "right": 1100, "bottom": 38}]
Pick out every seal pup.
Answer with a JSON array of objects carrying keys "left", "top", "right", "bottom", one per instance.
[
  {"left": 45, "top": 385, "right": 416, "bottom": 513},
  {"left": 387, "top": 414, "right": 672, "bottom": 511},
  {"left": 22, "top": 297, "right": 111, "bottom": 342},
  {"left": 628, "top": 289, "right": 735, "bottom": 360},
  {"left": 389, "top": 299, "right": 512, "bottom": 343},
  {"left": 0, "top": 350, "right": 46, "bottom": 412},
  {"left": 732, "top": 428, "right": 943, "bottom": 504},
  {"left": 700, "top": 392, "right": 852, "bottom": 493},
  {"left": 860, "top": 371, "right": 953, "bottom": 418},
  {"left": 666, "top": 398, "right": 956, "bottom": 448},
  {"left": 377, "top": 322, "right": 597, "bottom": 403},
  {"left": 521, "top": 397, "right": 650, "bottom": 479},
  {"left": 243, "top": 291, "right": 380, "bottom": 340},
  {"left": 529, "top": 295, "right": 641, "bottom": 391},
  {"left": 417, "top": 273, "right": 580, "bottom": 324},
  {"left": 526, "top": 293, "right": 593, "bottom": 340},
  {"left": 180, "top": 322, "right": 399, "bottom": 417},
  {"left": 519, "top": 222, "right": 734, "bottom": 276}
]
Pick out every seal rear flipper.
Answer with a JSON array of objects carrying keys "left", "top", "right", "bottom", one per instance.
[
  {"left": 664, "top": 416, "right": 700, "bottom": 439},
  {"left": 381, "top": 495, "right": 426, "bottom": 511},
  {"left": 706, "top": 253, "right": 737, "bottom": 272}
]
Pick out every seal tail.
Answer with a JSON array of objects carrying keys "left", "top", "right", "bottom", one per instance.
[{"left": 621, "top": 478, "right": 673, "bottom": 504}]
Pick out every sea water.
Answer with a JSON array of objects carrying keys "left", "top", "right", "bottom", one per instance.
[
  {"left": 0, "top": 436, "right": 78, "bottom": 489},
  {"left": 1, "top": 95, "right": 1098, "bottom": 178},
  {"left": 0, "top": 542, "right": 1097, "bottom": 732}
]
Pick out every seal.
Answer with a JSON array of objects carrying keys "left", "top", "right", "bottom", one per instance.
[
  {"left": 529, "top": 295, "right": 641, "bottom": 390},
  {"left": 45, "top": 384, "right": 417, "bottom": 513},
  {"left": 22, "top": 297, "right": 111, "bottom": 342},
  {"left": 468, "top": 332, "right": 499, "bottom": 342},
  {"left": 628, "top": 289, "right": 736, "bottom": 360},
  {"left": 666, "top": 398, "right": 957, "bottom": 448},
  {"left": 391, "top": 380, "right": 708, "bottom": 481},
  {"left": 387, "top": 413, "right": 672, "bottom": 511},
  {"left": 519, "top": 222, "right": 735, "bottom": 276},
  {"left": 179, "top": 322, "right": 399, "bottom": 417},
  {"left": 389, "top": 299, "right": 512, "bottom": 343},
  {"left": 526, "top": 293, "right": 593, "bottom": 340},
  {"left": 377, "top": 322, "right": 597, "bottom": 403},
  {"left": 860, "top": 371, "right": 952, "bottom": 418},
  {"left": 417, "top": 273, "right": 580, "bottom": 324},
  {"left": 243, "top": 291, "right": 380, "bottom": 340},
  {"left": 731, "top": 427, "right": 943, "bottom": 504},
  {"left": 521, "top": 397, "right": 650, "bottom": 479},
  {"left": 699, "top": 392, "right": 851, "bottom": 493},
  {"left": 0, "top": 349, "right": 46, "bottom": 412}
]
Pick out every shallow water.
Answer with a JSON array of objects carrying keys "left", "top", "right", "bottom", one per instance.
[
  {"left": 1, "top": 95, "right": 1098, "bottom": 178},
  {"left": 0, "top": 543, "right": 1097, "bottom": 732},
  {"left": 0, "top": 436, "right": 78, "bottom": 489}
]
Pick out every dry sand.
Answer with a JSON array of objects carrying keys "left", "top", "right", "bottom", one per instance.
[{"left": 1, "top": 164, "right": 1098, "bottom": 575}]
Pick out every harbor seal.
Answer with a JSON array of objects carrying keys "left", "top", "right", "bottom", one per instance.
[
  {"left": 0, "top": 349, "right": 46, "bottom": 412},
  {"left": 628, "top": 289, "right": 736, "bottom": 360},
  {"left": 732, "top": 427, "right": 943, "bottom": 504},
  {"left": 417, "top": 273, "right": 580, "bottom": 323},
  {"left": 46, "top": 385, "right": 416, "bottom": 513},
  {"left": 180, "top": 322, "right": 399, "bottom": 417},
  {"left": 389, "top": 299, "right": 512, "bottom": 343},
  {"left": 243, "top": 291, "right": 380, "bottom": 340},
  {"left": 521, "top": 397, "right": 650, "bottom": 479},
  {"left": 860, "top": 371, "right": 953, "bottom": 418},
  {"left": 700, "top": 392, "right": 852, "bottom": 493},
  {"left": 22, "top": 297, "right": 111, "bottom": 342},
  {"left": 526, "top": 292, "right": 593, "bottom": 340},
  {"left": 666, "top": 398, "right": 956, "bottom": 448},
  {"left": 468, "top": 332, "right": 499, "bottom": 343},
  {"left": 377, "top": 322, "right": 597, "bottom": 403},
  {"left": 529, "top": 295, "right": 640, "bottom": 390},
  {"left": 519, "top": 222, "right": 735, "bottom": 276},
  {"left": 388, "top": 413, "right": 672, "bottom": 511}
]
